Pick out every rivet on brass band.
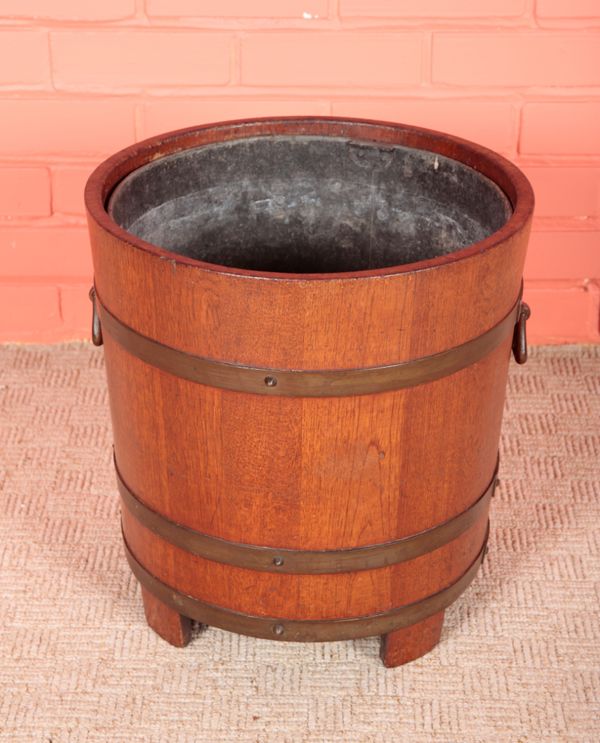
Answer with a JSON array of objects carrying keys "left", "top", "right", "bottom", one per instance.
[
  {"left": 116, "top": 455, "right": 498, "bottom": 575},
  {"left": 122, "top": 526, "right": 488, "bottom": 643},
  {"left": 95, "top": 287, "right": 522, "bottom": 397}
]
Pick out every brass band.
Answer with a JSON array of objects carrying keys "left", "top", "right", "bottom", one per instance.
[
  {"left": 92, "top": 287, "right": 522, "bottom": 397},
  {"left": 122, "top": 526, "right": 488, "bottom": 642},
  {"left": 117, "top": 456, "right": 497, "bottom": 574}
]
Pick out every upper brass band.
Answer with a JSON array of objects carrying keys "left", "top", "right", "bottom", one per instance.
[
  {"left": 91, "top": 286, "right": 522, "bottom": 397},
  {"left": 117, "top": 456, "right": 497, "bottom": 574},
  {"left": 122, "top": 527, "right": 489, "bottom": 642}
]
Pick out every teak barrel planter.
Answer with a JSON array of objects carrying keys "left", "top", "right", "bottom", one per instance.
[{"left": 85, "top": 117, "right": 534, "bottom": 667}]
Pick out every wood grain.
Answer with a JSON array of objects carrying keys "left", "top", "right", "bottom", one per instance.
[
  {"left": 141, "top": 585, "right": 192, "bottom": 647},
  {"left": 380, "top": 611, "right": 445, "bottom": 668}
]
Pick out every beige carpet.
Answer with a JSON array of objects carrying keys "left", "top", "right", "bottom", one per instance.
[{"left": 1, "top": 343, "right": 599, "bottom": 742}]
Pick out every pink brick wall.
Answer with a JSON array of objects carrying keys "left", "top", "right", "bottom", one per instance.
[{"left": 0, "top": 1, "right": 598, "bottom": 344}]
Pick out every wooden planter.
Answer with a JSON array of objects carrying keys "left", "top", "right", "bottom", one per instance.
[{"left": 85, "top": 118, "right": 533, "bottom": 667}]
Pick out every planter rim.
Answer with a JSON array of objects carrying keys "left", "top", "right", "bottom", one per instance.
[{"left": 85, "top": 116, "right": 534, "bottom": 282}]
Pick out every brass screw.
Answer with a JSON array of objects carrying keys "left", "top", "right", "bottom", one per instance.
[
  {"left": 264, "top": 376, "right": 277, "bottom": 387},
  {"left": 273, "top": 556, "right": 284, "bottom": 567}
]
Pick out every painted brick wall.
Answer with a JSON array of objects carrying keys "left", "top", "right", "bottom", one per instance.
[{"left": 0, "top": 0, "right": 598, "bottom": 343}]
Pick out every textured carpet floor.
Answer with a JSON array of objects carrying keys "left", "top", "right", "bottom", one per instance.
[{"left": 0, "top": 343, "right": 599, "bottom": 743}]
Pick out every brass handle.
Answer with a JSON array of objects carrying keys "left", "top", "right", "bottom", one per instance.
[
  {"left": 89, "top": 286, "right": 103, "bottom": 346},
  {"left": 512, "top": 302, "right": 530, "bottom": 364}
]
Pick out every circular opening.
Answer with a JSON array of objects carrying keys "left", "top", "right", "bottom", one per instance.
[{"left": 108, "top": 135, "right": 513, "bottom": 274}]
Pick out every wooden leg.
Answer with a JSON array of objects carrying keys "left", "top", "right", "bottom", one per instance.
[
  {"left": 380, "top": 610, "right": 445, "bottom": 668},
  {"left": 141, "top": 586, "right": 192, "bottom": 647}
]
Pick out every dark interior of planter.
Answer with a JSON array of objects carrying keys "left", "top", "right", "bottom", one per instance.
[{"left": 108, "top": 135, "right": 513, "bottom": 273}]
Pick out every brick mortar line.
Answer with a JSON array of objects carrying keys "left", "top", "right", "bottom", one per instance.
[
  {"left": 530, "top": 219, "right": 600, "bottom": 230},
  {"left": 3, "top": 22, "right": 600, "bottom": 32},
  {"left": 0, "top": 216, "right": 89, "bottom": 226},
  {"left": 328, "top": 0, "right": 340, "bottom": 23},
  {"left": 516, "top": 158, "right": 600, "bottom": 166},
  {"left": 2, "top": 88, "right": 600, "bottom": 98},
  {"left": 132, "top": 104, "right": 144, "bottom": 143},
  {"left": 421, "top": 31, "right": 433, "bottom": 87},
  {"left": 517, "top": 102, "right": 526, "bottom": 157},
  {"left": 0, "top": 20, "right": 564, "bottom": 30},
  {"left": 0, "top": 278, "right": 91, "bottom": 286},
  {"left": 134, "top": 0, "right": 147, "bottom": 21},
  {"left": 525, "top": 279, "right": 600, "bottom": 289},
  {"left": 230, "top": 36, "right": 241, "bottom": 86}
]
